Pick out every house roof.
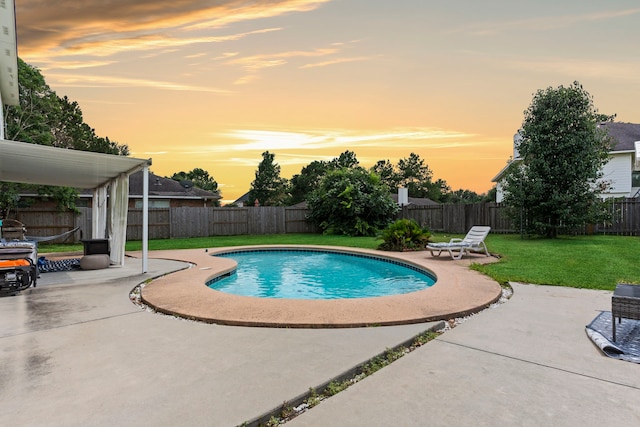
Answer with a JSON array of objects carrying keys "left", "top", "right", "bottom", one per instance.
[
  {"left": 233, "top": 192, "right": 250, "bottom": 205},
  {"left": 390, "top": 194, "right": 439, "bottom": 206},
  {"left": 599, "top": 122, "right": 640, "bottom": 152},
  {"left": 492, "top": 122, "right": 640, "bottom": 182},
  {"left": 127, "top": 171, "right": 221, "bottom": 199}
]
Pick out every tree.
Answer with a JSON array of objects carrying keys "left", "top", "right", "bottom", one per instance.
[
  {"left": 53, "top": 96, "right": 129, "bottom": 155},
  {"left": 370, "top": 159, "right": 398, "bottom": 189},
  {"left": 445, "top": 189, "right": 484, "bottom": 204},
  {"left": 484, "top": 187, "right": 497, "bottom": 203},
  {"left": 4, "top": 58, "right": 58, "bottom": 145},
  {"left": 502, "top": 82, "right": 614, "bottom": 238},
  {"left": 371, "top": 153, "right": 448, "bottom": 201},
  {"left": 288, "top": 151, "right": 361, "bottom": 205},
  {"left": 306, "top": 167, "right": 398, "bottom": 236},
  {"left": 247, "top": 151, "right": 289, "bottom": 206},
  {"left": 5, "top": 59, "right": 128, "bottom": 154},
  {"left": 1, "top": 59, "right": 130, "bottom": 217},
  {"left": 396, "top": 153, "right": 447, "bottom": 200},
  {"left": 328, "top": 150, "right": 359, "bottom": 169},
  {"left": 288, "top": 160, "right": 331, "bottom": 205},
  {"left": 170, "top": 168, "right": 220, "bottom": 206},
  {"left": 170, "top": 168, "right": 219, "bottom": 192}
]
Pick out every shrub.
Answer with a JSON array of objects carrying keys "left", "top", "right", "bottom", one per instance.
[
  {"left": 377, "top": 219, "right": 431, "bottom": 251},
  {"left": 306, "top": 168, "right": 398, "bottom": 236}
]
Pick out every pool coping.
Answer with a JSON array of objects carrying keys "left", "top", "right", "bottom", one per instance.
[{"left": 138, "top": 245, "right": 503, "bottom": 328}]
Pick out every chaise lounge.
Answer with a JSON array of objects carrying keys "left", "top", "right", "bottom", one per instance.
[{"left": 426, "top": 226, "right": 491, "bottom": 260}]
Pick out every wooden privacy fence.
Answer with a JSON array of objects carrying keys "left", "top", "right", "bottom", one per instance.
[
  {"left": 9, "top": 200, "right": 640, "bottom": 242},
  {"left": 597, "top": 198, "right": 640, "bottom": 235},
  {"left": 398, "top": 203, "right": 514, "bottom": 234}
]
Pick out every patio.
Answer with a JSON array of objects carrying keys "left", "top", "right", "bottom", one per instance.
[{"left": 1, "top": 250, "right": 638, "bottom": 426}]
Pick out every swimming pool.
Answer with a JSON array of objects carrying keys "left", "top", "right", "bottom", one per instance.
[
  {"left": 209, "top": 249, "right": 436, "bottom": 299},
  {"left": 139, "top": 246, "right": 503, "bottom": 327}
]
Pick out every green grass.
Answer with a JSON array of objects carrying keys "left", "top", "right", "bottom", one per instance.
[
  {"left": 39, "top": 233, "right": 639, "bottom": 291},
  {"left": 38, "top": 234, "right": 380, "bottom": 254},
  {"left": 465, "top": 234, "right": 640, "bottom": 291}
]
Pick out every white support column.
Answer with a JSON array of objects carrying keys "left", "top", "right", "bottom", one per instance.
[{"left": 142, "top": 165, "right": 149, "bottom": 273}]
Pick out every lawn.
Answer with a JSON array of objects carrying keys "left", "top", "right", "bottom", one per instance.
[
  {"left": 39, "top": 233, "right": 638, "bottom": 291},
  {"left": 468, "top": 233, "right": 640, "bottom": 291}
]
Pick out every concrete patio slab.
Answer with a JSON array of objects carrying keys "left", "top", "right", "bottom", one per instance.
[
  {"left": 4, "top": 250, "right": 636, "bottom": 427},
  {"left": 0, "top": 254, "right": 440, "bottom": 427},
  {"left": 289, "top": 283, "right": 640, "bottom": 426}
]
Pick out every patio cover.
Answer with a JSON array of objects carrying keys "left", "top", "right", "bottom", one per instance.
[{"left": 0, "top": 138, "right": 152, "bottom": 272}]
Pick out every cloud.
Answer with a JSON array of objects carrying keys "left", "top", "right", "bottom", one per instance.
[
  {"left": 22, "top": 27, "right": 284, "bottom": 61},
  {"left": 218, "top": 128, "right": 478, "bottom": 151},
  {"left": 38, "top": 60, "right": 116, "bottom": 70},
  {"left": 300, "top": 55, "right": 377, "bottom": 69},
  {"left": 42, "top": 73, "right": 232, "bottom": 93},
  {"left": 228, "top": 43, "right": 369, "bottom": 83},
  {"left": 228, "top": 47, "right": 337, "bottom": 69},
  {"left": 16, "top": 1, "right": 331, "bottom": 58},
  {"left": 136, "top": 151, "right": 169, "bottom": 155}
]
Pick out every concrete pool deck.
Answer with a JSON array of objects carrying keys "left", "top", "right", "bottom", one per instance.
[
  {"left": 2, "top": 248, "right": 638, "bottom": 426},
  {"left": 139, "top": 245, "right": 503, "bottom": 327}
]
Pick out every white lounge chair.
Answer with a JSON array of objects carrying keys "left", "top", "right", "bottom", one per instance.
[{"left": 426, "top": 226, "right": 491, "bottom": 260}]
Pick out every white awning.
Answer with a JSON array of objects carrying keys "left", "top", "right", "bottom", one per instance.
[
  {"left": 0, "top": 139, "right": 149, "bottom": 188},
  {"left": 0, "top": 138, "right": 152, "bottom": 272}
]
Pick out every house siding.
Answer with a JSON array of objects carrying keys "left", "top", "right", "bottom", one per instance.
[
  {"left": 601, "top": 153, "right": 632, "bottom": 198},
  {"left": 494, "top": 123, "right": 640, "bottom": 201},
  {"left": 495, "top": 181, "right": 505, "bottom": 203}
]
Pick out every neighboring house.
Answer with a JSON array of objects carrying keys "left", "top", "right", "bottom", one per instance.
[
  {"left": 78, "top": 170, "right": 221, "bottom": 208},
  {"left": 11, "top": 170, "right": 219, "bottom": 211},
  {"left": 232, "top": 192, "right": 251, "bottom": 207},
  {"left": 492, "top": 122, "right": 640, "bottom": 202}
]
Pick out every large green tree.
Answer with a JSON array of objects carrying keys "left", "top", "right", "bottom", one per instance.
[
  {"left": 52, "top": 96, "right": 129, "bottom": 155},
  {"left": 328, "top": 150, "right": 359, "bottom": 169},
  {"left": 1, "top": 58, "right": 129, "bottom": 218},
  {"left": 247, "top": 151, "right": 289, "bottom": 206},
  {"left": 288, "top": 160, "right": 331, "bottom": 205},
  {"left": 370, "top": 159, "right": 398, "bottom": 188},
  {"left": 4, "top": 59, "right": 128, "bottom": 154},
  {"left": 288, "top": 150, "right": 361, "bottom": 205},
  {"left": 170, "top": 168, "right": 219, "bottom": 193},
  {"left": 306, "top": 167, "right": 398, "bottom": 236},
  {"left": 444, "top": 189, "right": 484, "bottom": 204},
  {"left": 502, "top": 81, "right": 614, "bottom": 238},
  {"left": 371, "top": 153, "right": 449, "bottom": 201}
]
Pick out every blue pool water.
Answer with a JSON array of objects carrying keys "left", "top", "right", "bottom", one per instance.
[{"left": 208, "top": 249, "right": 436, "bottom": 300}]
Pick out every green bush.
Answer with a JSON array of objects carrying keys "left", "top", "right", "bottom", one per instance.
[
  {"left": 306, "top": 168, "right": 398, "bottom": 236},
  {"left": 377, "top": 219, "right": 431, "bottom": 251}
]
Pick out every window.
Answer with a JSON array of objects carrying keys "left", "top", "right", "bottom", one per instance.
[
  {"left": 632, "top": 171, "right": 640, "bottom": 188},
  {"left": 135, "top": 199, "right": 170, "bottom": 209}
]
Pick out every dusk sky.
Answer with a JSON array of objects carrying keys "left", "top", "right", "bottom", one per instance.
[{"left": 15, "top": 0, "right": 640, "bottom": 203}]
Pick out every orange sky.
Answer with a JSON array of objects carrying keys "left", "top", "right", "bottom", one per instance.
[{"left": 15, "top": 0, "right": 640, "bottom": 204}]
